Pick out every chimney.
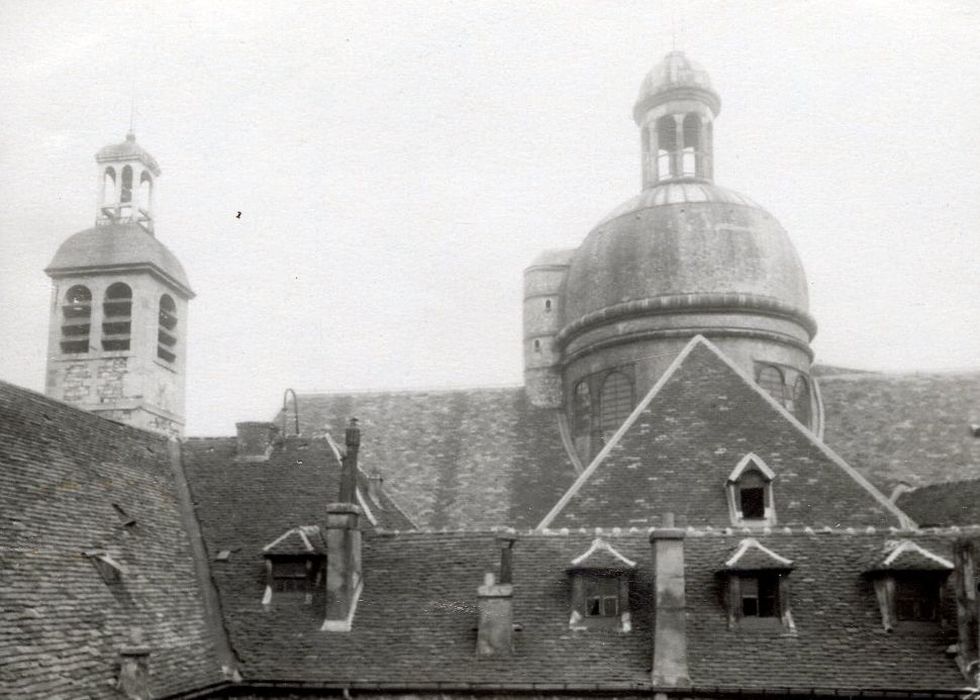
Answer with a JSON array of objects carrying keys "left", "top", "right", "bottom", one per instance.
[
  {"left": 650, "top": 513, "right": 690, "bottom": 689},
  {"left": 339, "top": 418, "right": 359, "bottom": 503},
  {"left": 476, "top": 534, "right": 517, "bottom": 656},
  {"left": 367, "top": 470, "right": 384, "bottom": 506},
  {"left": 322, "top": 418, "right": 363, "bottom": 632},
  {"left": 117, "top": 628, "right": 150, "bottom": 700},
  {"left": 953, "top": 538, "right": 979, "bottom": 682},
  {"left": 235, "top": 421, "right": 278, "bottom": 462}
]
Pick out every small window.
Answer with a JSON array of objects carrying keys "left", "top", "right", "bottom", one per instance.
[
  {"left": 272, "top": 559, "right": 312, "bottom": 594},
  {"left": 792, "top": 375, "right": 811, "bottom": 427},
  {"left": 585, "top": 576, "right": 620, "bottom": 617},
  {"left": 740, "top": 574, "right": 779, "bottom": 618},
  {"left": 533, "top": 339, "right": 541, "bottom": 353},
  {"left": 740, "top": 485, "right": 766, "bottom": 520},
  {"left": 573, "top": 381, "right": 592, "bottom": 436},
  {"left": 756, "top": 365, "right": 785, "bottom": 404},
  {"left": 544, "top": 299, "right": 552, "bottom": 312},
  {"left": 599, "top": 371, "right": 634, "bottom": 435},
  {"left": 895, "top": 577, "right": 939, "bottom": 622},
  {"left": 157, "top": 294, "right": 177, "bottom": 363},
  {"left": 727, "top": 454, "right": 776, "bottom": 526},
  {"left": 61, "top": 285, "right": 92, "bottom": 354},
  {"left": 102, "top": 283, "right": 132, "bottom": 351}
]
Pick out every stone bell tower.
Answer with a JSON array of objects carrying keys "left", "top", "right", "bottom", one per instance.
[{"left": 44, "top": 133, "right": 194, "bottom": 437}]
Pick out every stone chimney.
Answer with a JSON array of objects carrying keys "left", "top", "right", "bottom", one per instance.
[
  {"left": 322, "top": 418, "right": 363, "bottom": 632},
  {"left": 953, "top": 538, "right": 979, "bottom": 682},
  {"left": 476, "top": 534, "right": 517, "bottom": 656},
  {"left": 235, "top": 421, "right": 279, "bottom": 462},
  {"left": 116, "top": 628, "right": 150, "bottom": 700},
  {"left": 650, "top": 513, "right": 690, "bottom": 689}
]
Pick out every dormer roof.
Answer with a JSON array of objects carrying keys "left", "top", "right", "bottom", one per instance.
[
  {"left": 868, "top": 539, "right": 954, "bottom": 573},
  {"left": 262, "top": 526, "right": 325, "bottom": 556},
  {"left": 568, "top": 537, "right": 637, "bottom": 570},
  {"left": 723, "top": 538, "right": 794, "bottom": 571}
]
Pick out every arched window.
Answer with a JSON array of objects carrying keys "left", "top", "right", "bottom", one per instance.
[
  {"left": 544, "top": 299, "right": 552, "bottom": 313},
  {"left": 756, "top": 365, "right": 785, "bottom": 405},
  {"left": 599, "top": 372, "right": 633, "bottom": 435},
  {"left": 158, "top": 295, "right": 177, "bottom": 363},
  {"left": 102, "top": 167, "right": 117, "bottom": 208},
  {"left": 139, "top": 171, "right": 153, "bottom": 212},
  {"left": 682, "top": 114, "right": 700, "bottom": 176},
  {"left": 60, "top": 285, "right": 92, "bottom": 354},
  {"left": 120, "top": 165, "right": 133, "bottom": 204},
  {"left": 656, "top": 115, "right": 676, "bottom": 179},
  {"left": 793, "top": 376, "right": 811, "bottom": 427},
  {"left": 102, "top": 283, "right": 132, "bottom": 351},
  {"left": 573, "top": 381, "right": 592, "bottom": 436},
  {"left": 532, "top": 339, "right": 542, "bottom": 353}
]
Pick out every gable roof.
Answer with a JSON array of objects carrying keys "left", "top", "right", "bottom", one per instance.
[
  {"left": 870, "top": 539, "right": 954, "bottom": 572},
  {"left": 200, "top": 526, "right": 971, "bottom": 692},
  {"left": 0, "top": 380, "right": 224, "bottom": 699},
  {"left": 819, "top": 369, "right": 980, "bottom": 489},
  {"left": 276, "top": 387, "right": 578, "bottom": 530},
  {"left": 263, "top": 526, "right": 326, "bottom": 556},
  {"left": 723, "top": 537, "right": 794, "bottom": 570},
  {"left": 538, "top": 337, "right": 908, "bottom": 530},
  {"left": 569, "top": 537, "right": 637, "bottom": 569}
]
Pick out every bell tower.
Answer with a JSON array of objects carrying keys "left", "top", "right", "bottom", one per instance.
[{"left": 44, "top": 133, "right": 194, "bottom": 437}]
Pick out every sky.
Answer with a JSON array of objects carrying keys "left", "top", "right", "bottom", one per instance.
[{"left": 1, "top": 0, "right": 978, "bottom": 436}]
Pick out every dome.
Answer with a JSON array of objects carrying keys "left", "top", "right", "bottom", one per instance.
[
  {"left": 561, "top": 181, "right": 813, "bottom": 340},
  {"left": 634, "top": 51, "right": 720, "bottom": 122},
  {"left": 96, "top": 132, "right": 161, "bottom": 176},
  {"left": 46, "top": 223, "right": 193, "bottom": 297}
]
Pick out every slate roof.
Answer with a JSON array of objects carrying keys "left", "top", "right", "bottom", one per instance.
[
  {"left": 181, "top": 436, "right": 415, "bottom": 566},
  {"left": 0, "top": 381, "right": 224, "bottom": 699},
  {"left": 198, "top": 524, "right": 972, "bottom": 692},
  {"left": 538, "top": 338, "right": 905, "bottom": 530},
  {"left": 819, "top": 370, "right": 980, "bottom": 489},
  {"left": 898, "top": 478, "right": 980, "bottom": 527},
  {"left": 280, "top": 387, "right": 577, "bottom": 530}
]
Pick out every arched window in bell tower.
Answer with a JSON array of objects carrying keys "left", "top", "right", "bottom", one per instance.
[
  {"left": 102, "top": 283, "right": 133, "bottom": 351},
  {"left": 682, "top": 114, "right": 700, "bottom": 177},
  {"left": 60, "top": 285, "right": 92, "bottom": 354},
  {"left": 120, "top": 166, "right": 133, "bottom": 204},
  {"left": 139, "top": 172, "right": 153, "bottom": 211},
  {"left": 599, "top": 372, "right": 634, "bottom": 436},
  {"left": 102, "top": 167, "right": 117, "bottom": 209},
  {"left": 157, "top": 294, "right": 177, "bottom": 363},
  {"left": 656, "top": 116, "right": 676, "bottom": 180}
]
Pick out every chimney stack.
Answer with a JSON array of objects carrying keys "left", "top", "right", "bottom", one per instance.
[
  {"left": 953, "top": 538, "right": 979, "bottom": 682},
  {"left": 476, "top": 534, "right": 517, "bottom": 656},
  {"left": 235, "top": 421, "right": 279, "bottom": 462},
  {"left": 339, "top": 418, "right": 359, "bottom": 503},
  {"left": 650, "top": 513, "right": 690, "bottom": 689},
  {"left": 367, "top": 470, "right": 384, "bottom": 506},
  {"left": 323, "top": 417, "right": 363, "bottom": 632},
  {"left": 116, "top": 628, "right": 150, "bottom": 700}
]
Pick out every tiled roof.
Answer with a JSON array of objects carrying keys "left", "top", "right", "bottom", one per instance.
[
  {"left": 279, "top": 388, "right": 577, "bottom": 530},
  {"left": 0, "top": 380, "right": 224, "bottom": 699},
  {"left": 723, "top": 538, "right": 794, "bottom": 570},
  {"left": 819, "top": 370, "right": 980, "bottom": 489},
  {"left": 181, "top": 436, "right": 415, "bottom": 561},
  {"left": 897, "top": 478, "right": 980, "bottom": 527},
  {"left": 539, "top": 339, "right": 905, "bottom": 530},
  {"left": 869, "top": 540, "right": 954, "bottom": 572},
  {"left": 201, "top": 526, "right": 971, "bottom": 692}
]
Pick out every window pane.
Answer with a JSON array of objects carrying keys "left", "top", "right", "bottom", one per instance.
[
  {"left": 602, "top": 596, "right": 619, "bottom": 617},
  {"left": 600, "top": 372, "right": 633, "bottom": 433},
  {"left": 587, "top": 596, "right": 601, "bottom": 616},
  {"left": 895, "top": 578, "right": 938, "bottom": 621},
  {"left": 740, "top": 487, "right": 766, "bottom": 519}
]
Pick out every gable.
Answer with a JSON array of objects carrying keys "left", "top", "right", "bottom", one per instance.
[{"left": 539, "top": 338, "right": 906, "bottom": 530}]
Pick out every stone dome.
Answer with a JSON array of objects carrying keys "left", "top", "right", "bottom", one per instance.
[
  {"left": 634, "top": 50, "right": 721, "bottom": 122},
  {"left": 46, "top": 223, "right": 193, "bottom": 297},
  {"left": 560, "top": 181, "right": 813, "bottom": 342}
]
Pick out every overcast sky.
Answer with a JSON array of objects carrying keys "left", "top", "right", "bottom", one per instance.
[{"left": 1, "top": 0, "right": 978, "bottom": 436}]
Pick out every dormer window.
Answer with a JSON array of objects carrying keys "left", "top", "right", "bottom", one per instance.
[
  {"left": 567, "top": 538, "right": 635, "bottom": 632},
  {"left": 727, "top": 453, "right": 776, "bottom": 526},
  {"left": 262, "top": 526, "right": 325, "bottom": 606},
  {"left": 720, "top": 538, "right": 795, "bottom": 632},
  {"left": 865, "top": 540, "right": 952, "bottom": 632}
]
